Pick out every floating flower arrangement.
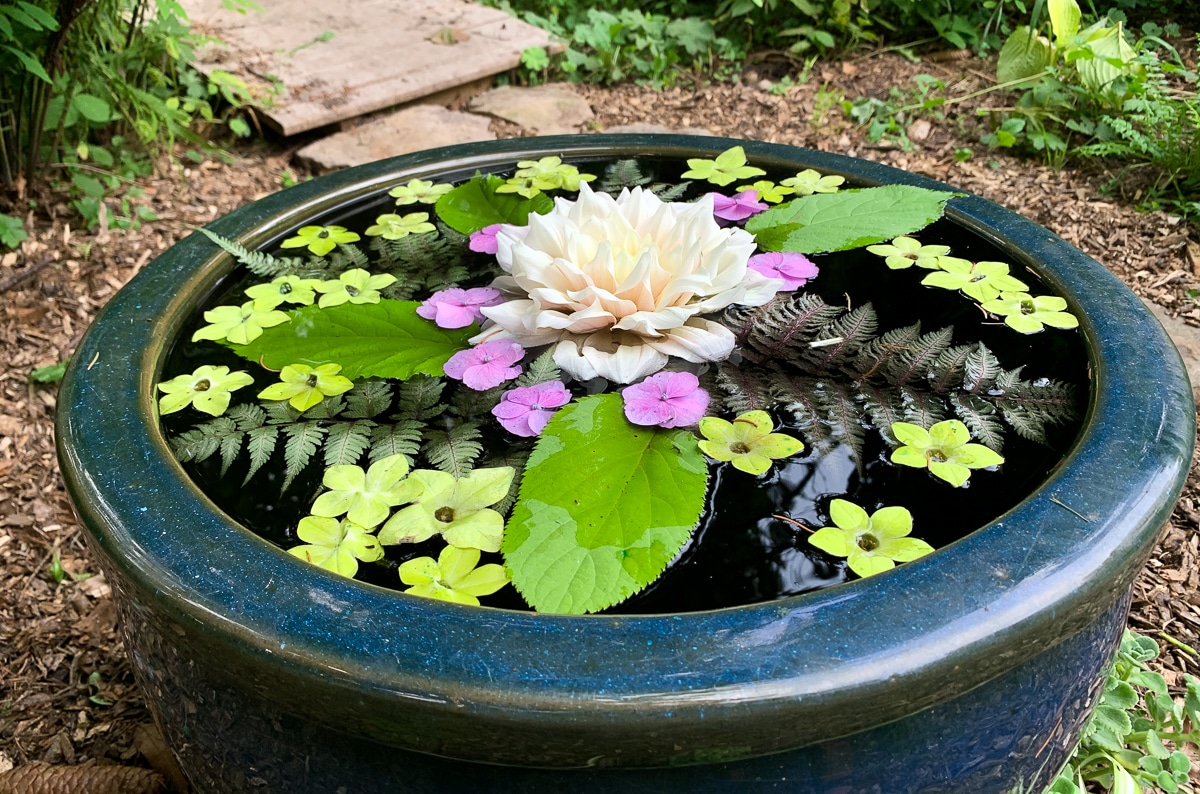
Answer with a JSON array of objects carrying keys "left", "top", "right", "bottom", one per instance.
[{"left": 158, "top": 147, "right": 1083, "bottom": 614}]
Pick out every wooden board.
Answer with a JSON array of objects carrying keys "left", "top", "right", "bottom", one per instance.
[{"left": 182, "top": 0, "right": 554, "bottom": 135}]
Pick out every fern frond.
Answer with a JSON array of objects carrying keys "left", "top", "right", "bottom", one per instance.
[
  {"left": 244, "top": 425, "right": 280, "bottom": 483},
  {"left": 737, "top": 293, "right": 842, "bottom": 362},
  {"left": 451, "top": 385, "right": 505, "bottom": 420},
  {"left": 859, "top": 383, "right": 906, "bottom": 444},
  {"left": 282, "top": 422, "right": 327, "bottom": 492},
  {"left": 422, "top": 422, "right": 483, "bottom": 478},
  {"left": 304, "top": 395, "right": 346, "bottom": 420},
  {"left": 395, "top": 376, "right": 447, "bottom": 421},
  {"left": 651, "top": 181, "right": 690, "bottom": 201},
  {"left": 597, "top": 159, "right": 651, "bottom": 193},
  {"left": 712, "top": 362, "right": 774, "bottom": 414},
  {"left": 963, "top": 344, "right": 1004, "bottom": 394},
  {"left": 369, "top": 419, "right": 424, "bottom": 465},
  {"left": 927, "top": 344, "right": 974, "bottom": 394},
  {"left": 994, "top": 377, "right": 1078, "bottom": 444},
  {"left": 884, "top": 325, "right": 953, "bottom": 385},
  {"left": 324, "top": 420, "right": 375, "bottom": 467},
  {"left": 899, "top": 387, "right": 947, "bottom": 430},
  {"left": 333, "top": 242, "right": 369, "bottom": 270},
  {"left": 170, "top": 417, "right": 235, "bottom": 463},
  {"left": 951, "top": 393, "right": 1005, "bottom": 453},
  {"left": 805, "top": 303, "right": 878, "bottom": 372},
  {"left": 817, "top": 382, "right": 866, "bottom": 467},
  {"left": 770, "top": 371, "right": 832, "bottom": 451},
  {"left": 853, "top": 322, "right": 922, "bottom": 379},
  {"left": 197, "top": 228, "right": 306, "bottom": 278},
  {"left": 515, "top": 349, "right": 561, "bottom": 387},
  {"left": 345, "top": 380, "right": 393, "bottom": 419}
]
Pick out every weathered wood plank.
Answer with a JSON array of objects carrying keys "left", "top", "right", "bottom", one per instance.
[{"left": 182, "top": 0, "right": 554, "bottom": 135}]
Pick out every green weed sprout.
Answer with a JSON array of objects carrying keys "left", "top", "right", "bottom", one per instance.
[
  {"left": 808, "top": 499, "right": 933, "bottom": 578},
  {"left": 866, "top": 236, "right": 951, "bottom": 269},
  {"left": 921, "top": 258, "right": 1029, "bottom": 303},
  {"left": 981, "top": 292, "right": 1080, "bottom": 334},
  {"left": 388, "top": 178, "right": 453, "bottom": 206},
  {"left": 289, "top": 516, "right": 383, "bottom": 578},
  {"left": 310, "top": 454, "right": 412, "bottom": 529},
  {"left": 313, "top": 269, "right": 397, "bottom": 308},
  {"left": 681, "top": 146, "right": 766, "bottom": 187},
  {"left": 191, "top": 301, "right": 290, "bottom": 345},
  {"left": 890, "top": 419, "right": 1004, "bottom": 487},
  {"left": 364, "top": 212, "right": 437, "bottom": 240},
  {"left": 244, "top": 275, "right": 322, "bottom": 310},
  {"left": 157, "top": 365, "right": 254, "bottom": 417},
  {"left": 697, "top": 411, "right": 803, "bottom": 475},
  {"left": 399, "top": 545, "right": 509, "bottom": 606},
  {"left": 279, "top": 224, "right": 361, "bottom": 257},
  {"left": 379, "top": 467, "right": 516, "bottom": 553},
  {"left": 258, "top": 363, "right": 354, "bottom": 412}
]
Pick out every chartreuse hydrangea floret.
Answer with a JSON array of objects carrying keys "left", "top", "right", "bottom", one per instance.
[
  {"left": 388, "top": 178, "right": 453, "bottom": 206},
  {"left": 779, "top": 169, "right": 845, "bottom": 195},
  {"left": 288, "top": 516, "right": 383, "bottom": 578},
  {"left": 981, "top": 292, "right": 1079, "bottom": 334},
  {"left": 496, "top": 156, "right": 596, "bottom": 199},
  {"left": 279, "top": 225, "right": 360, "bottom": 257},
  {"left": 191, "top": 301, "right": 290, "bottom": 345},
  {"left": 681, "top": 146, "right": 766, "bottom": 187},
  {"left": 157, "top": 365, "right": 254, "bottom": 416},
  {"left": 890, "top": 419, "right": 1004, "bottom": 487},
  {"left": 310, "top": 454, "right": 411, "bottom": 529},
  {"left": 244, "top": 275, "right": 322, "bottom": 310},
  {"left": 697, "top": 410, "right": 804, "bottom": 475},
  {"left": 378, "top": 467, "right": 515, "bottom": 552},
  {"left": 258, "top": 363, "right": 354, "bottom": 412},
  {"left": 364, "top": 212, "right": 436, "bottom": 240},
  {"left": 735, "top": 180, "right": 794, "bottom": 204},
  {"left": 808, "top": 499, "right": 933, "bottom": 578},
  {"left": 398, "top": 545, "right": 509, "bottom": 606},
  {"left": 314, "top": 268, "right": 397, "bottom": 308},
  {"left": 866, "top": 236, "right": 951, "bottom": 269},
  {"left": 921, "top": 259, "right": 1029, "bottom": 303}
]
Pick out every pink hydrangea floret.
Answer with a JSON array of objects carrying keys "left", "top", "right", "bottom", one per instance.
[
  {"left": 416, "top": 287, "right": 503, "bottom": 329},
  {"left": 621, "top": 371, "right": 710, "bottom": 429},
  {"left": 468, "top": 224, "right": 502, "bottom": 254},
  {"left": 710, "top": 190, "right": 768, "bottom": 222},
  {"left": 492, "top": 381, "right": 572, "bottom": 437},
  {"left": 443, "top": 340, "right": 525, "bottom": 391},
  {"left": 747, "top": 252, "right": 820, "bottom": 291}
]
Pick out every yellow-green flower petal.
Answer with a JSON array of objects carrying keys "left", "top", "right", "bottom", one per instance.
[
  {"left": 157, "top": 365, "right": 254, "bottom": 416},
  {"left": 809, "top": 499, "right": 933, "bottom": 578},
  {"left": 191, "top": 301, "right": 290, "bottom": 345},
  {"left": 258, "top": 363, "right": 354, "bottom": 412},
  {"left": 779, "top": 169, "right": 845, "bottom": 195},
  {"left": 289, "top": 516, "right": 382, "bottom": 578},
  {"left": 889, "top": 419, "right": 1005, "bottom": 487},
  {"left": 244, "top": 275, "right": 322, "bottom": 310},
  {"left": 364, "top": 212, "right": 437, "bottom": 240},
  {"left": 735, "top": 180, "right": 794, "bottom": 203},
  {"left": 697, "top": 411, "right": 803, "bottom": 475},
  {"left": 388, "top": 178, "right": 453, "bottom": 206},
  {"left": 279, "top": 225, "right": 360, "bottom": 257},
  {"left": 314, "top": 269, "right": 397, "bottom": 308},
  {"left": 399, "top": 545, "right": 509, "bottom": 605}
]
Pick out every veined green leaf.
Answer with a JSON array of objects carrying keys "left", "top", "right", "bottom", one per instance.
[
  {"left": 503, "top": 394, "right": 708, "bottom": 614},
  {"left": 434, "top": 174, "right": 554, "bottom": 235},
  {"left": 1048, "top": 0, "right": 1081, "bottom": 45},
  {"left": 227, "top": 299, "right": 472, "bottom": 380},
  {"left": 72, "top": 93, "right": 112, "bottom": 123},
  {"left": 745, "top": 185, "right": 961, "bottom": 254},
  {"left": 997, "top": 26, "right": 1055, "bottom": 83}
]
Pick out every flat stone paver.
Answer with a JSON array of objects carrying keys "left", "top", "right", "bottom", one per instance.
[
  {"left": 295, "top": 105, "right": 495, "bottom": 171},
  {"left": 468, "top": 84, "right": 594, "bottom": 134},
  {"left": 1144, "top": 298, "right": 1200, "bottom": 404},
  {"left": 603, "top": 123, "right": 715, "bottom": 136},
  {"left": 182, "top": 0, "right": 553, "bottom": 135}
]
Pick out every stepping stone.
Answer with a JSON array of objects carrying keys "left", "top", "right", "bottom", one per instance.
[
  {"left": 182, "top": 0, "right": 554, "bottom": 135},
  {"left": 296, "top": 105, "right": 495, "bottom": 171},
  {"left": 602, "top": 123, "right": 715, "bottom": 136},
  {"left": 1143, "top": 298, "right": 1200, "bottom": 404},
  {"left": 468, "top": 84, "right": 593, "bottom": 135}
]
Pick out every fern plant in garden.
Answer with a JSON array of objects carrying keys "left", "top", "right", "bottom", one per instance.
[{"left": 159, "top": 148, "right": 1084, "bottom": 614}]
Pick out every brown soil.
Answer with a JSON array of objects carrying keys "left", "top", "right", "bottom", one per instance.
[{"left": 2, "top": 52, "right": 1198, "bottom": 785}]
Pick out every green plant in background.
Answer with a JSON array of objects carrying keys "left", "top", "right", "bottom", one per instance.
[
  {"left": 1050, "top": 631, "right": 1200, "bottom": 794},
  {"left": 0, "top": 212, "right": 27, "bottom": 248}
]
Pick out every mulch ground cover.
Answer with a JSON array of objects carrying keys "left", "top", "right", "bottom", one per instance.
[{"left": 1, "top": 51, "right": 1198, "bottom": 787}]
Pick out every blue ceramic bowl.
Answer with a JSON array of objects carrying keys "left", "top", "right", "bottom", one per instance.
[{"left": 57, "top": 136, "right": 1194, "bottom": 793}]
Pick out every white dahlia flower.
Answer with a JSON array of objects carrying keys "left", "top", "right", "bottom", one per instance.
[{"left": 472, "top": 182, "right": 780, "bottom": 383}]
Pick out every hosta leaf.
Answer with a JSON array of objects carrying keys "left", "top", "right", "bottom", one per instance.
[
  {"left": 434, "top": 174, "right": 554, "bottom": 234},
  {"left": 503, "top": 394, "right": 708, "bottom": 614},
  {"left": 229, "top": 300, "right": 472, "bottom": 381},
  {"left": 997, "top": 25, "right": 1055, "bottom": 83},
  {"left": 745, "top": 186, "right": 961, "bottom": 254}
]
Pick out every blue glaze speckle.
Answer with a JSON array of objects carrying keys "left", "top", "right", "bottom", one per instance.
[{"left": 56, "top": 136, "right": 1194, "bottom": 793}]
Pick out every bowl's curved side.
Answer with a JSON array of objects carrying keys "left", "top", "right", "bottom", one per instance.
[{"left": 56, "top": 135, "right": 1195, "bottom": 766}]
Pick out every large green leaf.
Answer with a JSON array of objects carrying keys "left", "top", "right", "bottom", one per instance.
[
  {"left": 997, "top": 26, "right": 1055, "bottom": 83},
  {"left": 1047, "top": 0, "right": 1080, "bottom": 46},
  {"left": 434, "top": 174, "right": 554, "bottom": 235},
  {"left": 745, "top": 185, "right": 961, "bottom": 254},
  {"left": 227, "top": 300, "right": 473, "bottom": 380},
  {"left": 503, "top": 394, "right": 708, "bottom": 614}
]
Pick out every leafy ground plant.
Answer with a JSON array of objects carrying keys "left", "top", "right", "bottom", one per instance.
[
  {"left": 1050, "top": 631, "right": 1200, "bottom": 794},
  {"left": 161, "top": 146, "right": 1083, "bottom": 614}
]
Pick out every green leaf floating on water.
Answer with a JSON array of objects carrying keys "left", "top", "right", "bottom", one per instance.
[
  {"left": 745, "top": 185, "right": 962, "bottom": 254},
  {"left": 227, "top": 299, "right": 473, "bottom": 380},
  {"left": 434, "top": 174, "right": 555, "bottom": 235},
  {"left": 503, "top": 394, "right": 709, "bottom": 614}
]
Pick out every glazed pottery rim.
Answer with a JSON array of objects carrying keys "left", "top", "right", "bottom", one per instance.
[{"left": 56, "top": 134, "right": 1194, "bottom": 755}]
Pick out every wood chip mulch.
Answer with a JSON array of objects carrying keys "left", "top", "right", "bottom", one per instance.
[{"left": 1, "top": 52, "right": 1198, "bottom": 783}]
